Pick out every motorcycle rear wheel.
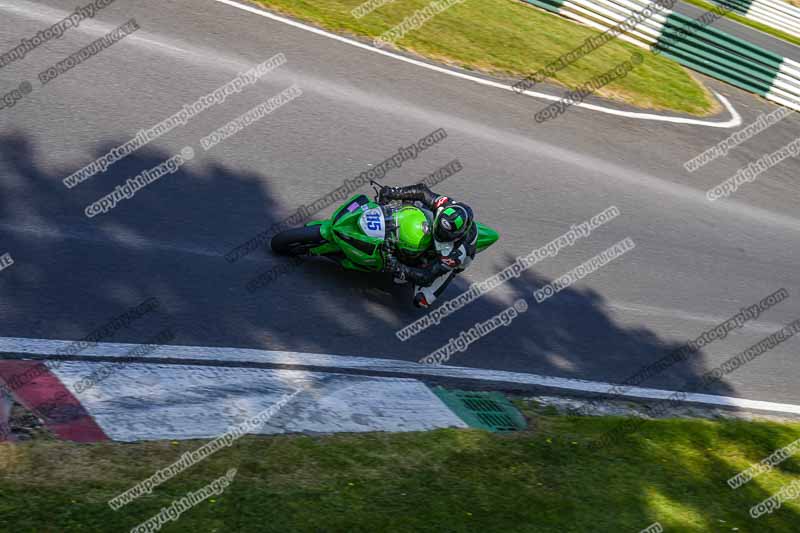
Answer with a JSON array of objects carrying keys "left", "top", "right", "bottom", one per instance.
[{"left": 270, "top": 226, "right": 326, "bottom": 256}]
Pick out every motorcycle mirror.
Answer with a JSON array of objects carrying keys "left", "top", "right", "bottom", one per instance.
[{"left": 369, "top": 179, "right": 383, "bottom": 200}]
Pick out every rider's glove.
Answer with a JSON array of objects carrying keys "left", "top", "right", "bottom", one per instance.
[
  {"left": 384, "top": 254, "right": 408, "bottom": 284},
  {"left": 439, "top": 255, "right": 460, "bottom": 270},
  {"left": 378, "top": 187, "right": 398, "bottom": 204},
  {"left": 383, "top": 254, "right": 400, "bottom": 273}
]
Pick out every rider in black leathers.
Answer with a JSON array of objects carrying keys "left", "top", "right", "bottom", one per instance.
[{"left": 378, "top": 183, "right": 477, "bottom": 308}]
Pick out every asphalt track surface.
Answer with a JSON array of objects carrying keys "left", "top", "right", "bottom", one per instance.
[{"left": 0, "top": 0, "right": 799, "bottom": 408}]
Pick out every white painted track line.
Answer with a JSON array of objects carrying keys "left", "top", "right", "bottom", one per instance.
[
  {"left": 3, "top": 336, "right": 800, "bottom": 415},
  {"left": 213, "top": 0, "right": 742, "bottom": 128}
]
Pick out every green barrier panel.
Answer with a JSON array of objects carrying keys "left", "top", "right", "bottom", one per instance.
[
  {"left": 709, "top": 0, "right": 754, "bottom": 16},
  {"left": 655, "top": 49, "right": 772, "bottom": 94},
  {"left": 658, "top": 26, "right": 779, "bottom": 77},
  {"left": 520, "top": 0, "right": 564, "bottom": 13},
  {"left": 662, "top": 13, "right": 783, "bottom": 69},
  {"left": 519, "top": 0, "right": 798, "bottom": 107},
  {"left": 668, "top": 11, "right": 785, "bottom": 64},
  {"left": 665, "top": 21, "right": 783, "bottom": 71},
  {"left": 657, "top": 25, "right": 781, "bottom": 88},
  {"left": 655, "top": 48, "right": 772, "bottom": 95}
]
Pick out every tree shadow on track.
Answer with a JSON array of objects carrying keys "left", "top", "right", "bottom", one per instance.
[
  {"left": 2, "top": 130, "right": 796, "bottom": 532},
  {"left": 0, "top": 128, "right": 755, "bottom": 404}
]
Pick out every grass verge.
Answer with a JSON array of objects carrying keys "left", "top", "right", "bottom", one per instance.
[
  {"left": 2, "top": 400, "right": 800, "bottom": 532},
  {"left": 251, "top": 0, "right": 715, "bottom": 115},
  {"left": 681, "top": 0, "right": 800, "bottom": 47}
]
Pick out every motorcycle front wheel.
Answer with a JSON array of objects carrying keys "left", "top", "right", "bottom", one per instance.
[{"left": 270, "top": 226, "right": 326, "bottom": 256}]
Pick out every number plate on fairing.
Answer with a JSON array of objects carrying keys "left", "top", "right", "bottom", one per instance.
[{"left": 359, "top": 208, "right": 385, "bottom": 239}]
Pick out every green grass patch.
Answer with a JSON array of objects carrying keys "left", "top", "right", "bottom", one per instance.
[
  {"left": 252, "top": 0, "right": 715, "bottom": 115},
  {"left": 681, "top": 0, "right": 800, "bottom": 47},
  {"left": 3, "top": 403, "right": 800, "bottom": 531}
]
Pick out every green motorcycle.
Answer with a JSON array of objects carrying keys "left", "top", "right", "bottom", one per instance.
[{"left": 271, "top": 182, "right": 499, "bottom": 279}]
